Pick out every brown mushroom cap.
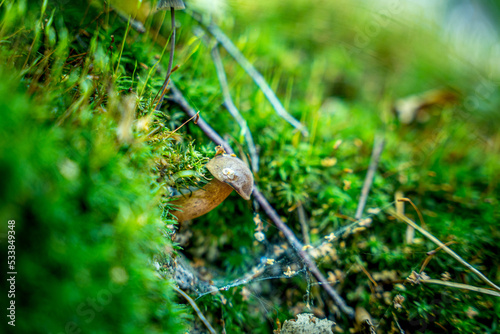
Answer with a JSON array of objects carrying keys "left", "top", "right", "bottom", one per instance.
[
  {"left": 206, "top": 154, "right": 254, "bottom": 200},
  {"left": 157, "top": 0, "right": 186, "bottom": 10}
]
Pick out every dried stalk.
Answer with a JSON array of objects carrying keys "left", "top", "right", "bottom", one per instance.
[
  {"left": 168, "top": 82, "right": 233, "bottom": 153},
  {"left": 388, "top": 209, "right": 500, "bottom": 293},
  {"left": 421, "top": 279, "right": 500, "bottom": 298},
  {"left": 355, "top": 136, "right": 385, "bottom": 220},
  {"left": 188, "top": 11, "right": 308, "bottom": 137},
  {"left": 211, "top": 45, "right": 259, "bottom": 172}
]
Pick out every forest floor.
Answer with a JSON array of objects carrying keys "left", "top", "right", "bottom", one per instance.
[{"left": 0, "top": 1, "right": 499, "bottom": 333}]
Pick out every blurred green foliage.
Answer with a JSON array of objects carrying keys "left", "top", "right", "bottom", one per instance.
[
  {"left": 0, "top": 0, "right": 189, "bottom": 333},
  {"left": 0, "top": 71, "right": 187, "bottom": 333}
]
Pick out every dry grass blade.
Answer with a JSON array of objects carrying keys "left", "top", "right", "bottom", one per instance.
[
  {"left": 421, "top": 279, "right": 500, "bottom": 298},
  {"left": 164, "top": 110, "right": 200, "bottom": 140},
  {"left": 169, "top": 81, "right": 233, "bottom": 153},
  {"left": 388, "top": 208, "right": 500, "bottom": 292},
  {"left": 189, "top": 11, "right": 308, "bottom": 137},
  {"left": 355, "top": 135, "right": 385, "bottom": 220},
  {"left": 419, "top": 241, "right": 457, "bottom": 273},
  {"left": 398, "top": 197, "right": 426, "bottom": 227},
  {"left": 211, "top": 45, "right": 259, "bottom": 172}
]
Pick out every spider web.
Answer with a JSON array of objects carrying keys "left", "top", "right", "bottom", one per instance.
[{"left": 189, "top": 202, "right": 399, "bottom": 330}]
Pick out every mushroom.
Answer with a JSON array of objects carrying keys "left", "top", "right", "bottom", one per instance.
[
  {"left": 170, "top": 154, "right": 254, "bottom": 222},
  {"left": 156, "top": 0, "right": 186, "bottom": 10}
]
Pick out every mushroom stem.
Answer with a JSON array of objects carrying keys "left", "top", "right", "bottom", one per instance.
[
  {"left": 155, "top": 6, "right": 177, "bottom": 111},
  {"left": 170, "top": 178, "right": 234, "bottom": 222}
]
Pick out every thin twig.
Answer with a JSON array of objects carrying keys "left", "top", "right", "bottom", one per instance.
[
  {"left": 398, "top": 197, "right": 427, "bottom": 228},
  {"left": 395, "top": 191, "right": 413, "bottom": 244},
  {"left": 169, "top": 82, "right": 233, "bottom": 153},
  {"left": 356, "top": 259, "right": 378, "bottom": 288},
  {"left": 211, "top": 45, "right": 259, "bottom": 172},
  {"left": 165, "top": 111, "right": 200, "bottom": 140},
  {"left": 388, "top": 209, "right": 500, "bottom": 292},
  {"left": 355, "top": 136, "right": 385, "bottom": 220},
  {"left": 155, "top": 8, "right": 176, "bottom": 111},
  {"left": 421, "top": 279, "right": 500, "bottom": 298},
  {"left": 419, "top": 241, "right": 457, "bottom": 273},
  {"left": 173, "top": 286, "right": 217, "bottom": 334},
  {"left": 168, "top": 83, "right": 354, "bottom": 318},
  {"left": 188, "top": 11, "right": 308, "bottom": 137}
]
